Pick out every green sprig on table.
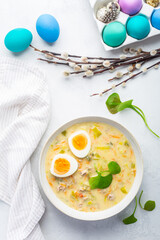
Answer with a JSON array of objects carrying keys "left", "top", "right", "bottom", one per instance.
[
  {"left": 123, "top": 197, "right": 138, "bottom": 225},
  {"left": 123, "top": 190, "right": 156, "bottom": 225},
  {"left": 106, "top": 93, "right": 159, "bottom": 138},
  {"left": 139, "top": 190, "right": 156, "bottom": 211}
]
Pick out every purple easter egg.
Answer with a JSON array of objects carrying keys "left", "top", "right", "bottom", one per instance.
[{"left": 118, "top": 0, "right": 142, "bottom": 16}]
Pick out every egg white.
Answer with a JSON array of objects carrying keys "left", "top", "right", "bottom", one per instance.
[
  {"left": 50, "top": 154, "right": 78, "bottom": 178},
  {"left": 68, "top": 130, "right": 91, "bottom": 158}
]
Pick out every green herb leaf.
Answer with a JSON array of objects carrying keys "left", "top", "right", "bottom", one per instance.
[
  {"left": 144, "top": 201, "right": 156, "bottom": 211},
  {"left": 106, "top": 93, "right": 160, "bottom": 138},
  {"left": 108, "top": 161, "right": 121, "bottom": 174},
  {"left": 89, "top": 172, "right": 112, "bottom": 190},
  {"left": 106, "top": 93, "right": 133, "bottom": 114},
  {"left": 61, "top": 130, "right": 67, "bottom": 136},
  {"left": 106, "top": 93, "right": 121, "bottom": 114},
  {"left": 118, "top": 100, "right": 133, "bottom": 112},
  {"left": 123, "top": 197, "right": 137, "bottom": 225},
  {"left": 89, "top": 161, "right": 121, "bottom": 190},
  {"left": 131, "top": 105, "right": 160, "bottom": 138},
  {"left": 123, "top": 214, "right": 137, "bottom": 225},
  {"left": 139, "top": 190, "right": 156, "bottom": 211}
]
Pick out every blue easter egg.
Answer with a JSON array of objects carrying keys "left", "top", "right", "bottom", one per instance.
[
  {"left": 4, "top": 28, "right": 33, "bottom": 52},
  {"left": 126, "top": 15, "right": 150, "bottom": 40},
  {"left": 36, "top": 14, "right": 60, "bottom": 43},
  {"left": 151, "top": 8, "right": 160, "bottom": 30}
]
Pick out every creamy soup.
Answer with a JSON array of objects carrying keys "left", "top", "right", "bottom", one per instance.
[{"left": 45, "top": 122, "right": 136, "bottom": 212}]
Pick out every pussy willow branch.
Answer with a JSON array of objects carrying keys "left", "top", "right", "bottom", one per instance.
[
  {"left": 30, "top": 45, "right": 119, "bottom": 61},
  {"left": 30, "top": 45, "right": 160, "bottom": 96},
  {"left": 37, "top": 58, "right": 104, "bottom": 75},
  {"left": 89, "top": 53, "right": 160, "bottom": 77},
  {"left": 107, "top": 62, "right": 146, "bottom": 82},
  {"left": 31, "top": 44, "right": 159, "bottom": 71},
  {"left": 108, "top": 64, "right": 136, "bottom": 82},
  {"left": 37, "top": 58, "right": 69, "bottom": 65},
  {"left": 91, "top": 61, "right": 160, "bottom": 97},
  {"left": 37, "top": 57, "right": 103, "bottom": 66},
  {"left": 30, "top": 45, "right": 160, "bottom": 65}
]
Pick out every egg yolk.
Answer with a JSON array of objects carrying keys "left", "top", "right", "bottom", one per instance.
[
  {"left": 54, "top": 158, "right": 70, "bottom": 175},
  {"left": 72, "top": 134, "right": 88, "bottom": 150}
]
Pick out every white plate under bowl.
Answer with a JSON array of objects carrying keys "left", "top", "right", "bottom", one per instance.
[{"left": 39, "top": 116, "right": 143, "bottom": 221}]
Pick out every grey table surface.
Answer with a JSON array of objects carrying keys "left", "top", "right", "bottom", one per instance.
[{"left": 0, "top": 0, "right": 160, "bottom": 239}]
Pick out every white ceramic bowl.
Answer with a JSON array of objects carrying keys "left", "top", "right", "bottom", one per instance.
[{"left": 39, "top": 116, "right": 143, "bottom": 221}]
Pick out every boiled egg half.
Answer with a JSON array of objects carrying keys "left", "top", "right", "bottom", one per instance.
[
  {"left": 50, "top": 154, "right": 78, "bottom": 177},
  {"left": 68, "top": 130, "right": 91, "bottom": 158}
]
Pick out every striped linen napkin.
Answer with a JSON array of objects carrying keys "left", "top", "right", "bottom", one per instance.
[{"left": 0, "top": 58, "right": 50, "bottom": 239}]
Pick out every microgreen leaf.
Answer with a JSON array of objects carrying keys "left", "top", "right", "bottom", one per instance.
[
  {"left": 123, "top": 197, "right": 137, "bottom": 225},
  {"left": 106, "top": 93, "right": 121, "bottom": 114},
  {"left": 144, "top": 201, "right": 156, "bottom": 211},
  {"left": 89, "top": 161, "right": 121, "bottom": 190},
  {"left": 106, "top": 93, "right": 133, "bottom": 114},
  {"left": 139, "top": 190, "right": 156, "bottom": 211},
  {"left": 118, "top": 100, "right": 133, "bottom": 112},
  {"left": 89, "top": 173, "right": 112, "bottom": 190},
  {"left": 106, "top": 93, "right": 160, "bottom": 138},
  {"left": 123, "top": 214, "right": 137, "bottom": 225},
  {"left": 108, "top": 161, "right": 121, "bottom": 174},
  {"left": 131, "top": 105, "right": 160, "bottom": 138}
]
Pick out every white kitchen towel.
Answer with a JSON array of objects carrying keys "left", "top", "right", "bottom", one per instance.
[{"left": 0, "top": 58, "right": 50, "bottom": 240}]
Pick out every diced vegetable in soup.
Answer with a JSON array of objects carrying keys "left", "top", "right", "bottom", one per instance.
[{"left": 45, "top": 122, "right": 136, "bottom": 212}]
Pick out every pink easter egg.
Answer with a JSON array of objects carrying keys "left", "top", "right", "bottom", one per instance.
[{"left": 118, "top": 0, "right": 142, "bottom": 16}]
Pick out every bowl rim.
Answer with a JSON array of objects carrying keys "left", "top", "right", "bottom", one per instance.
[{"left": 39, "top": 116, "right": 143, "bottom": 221}]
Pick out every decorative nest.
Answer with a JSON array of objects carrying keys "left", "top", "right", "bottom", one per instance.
[
  {"left": 96, "top": 1, "right": 120, "bottom": 23},
  {"left": 145, "top": 0, "right": 159, "bottom": 8}
]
